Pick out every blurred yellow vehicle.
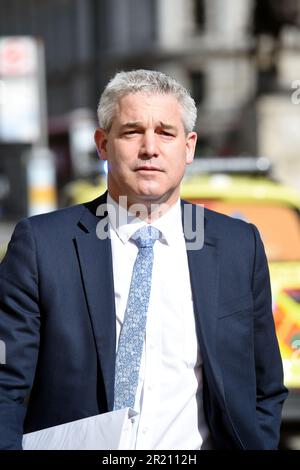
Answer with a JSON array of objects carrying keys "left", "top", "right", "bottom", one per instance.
[
  {"left": 181, "top": 162, "right": 300, "bottom": 401},
  {"left": 0, "top": 244, "right": 6, "bottom": 262},
  {"left": 62, "top": 157, "right": 300, "bottom": 418}
]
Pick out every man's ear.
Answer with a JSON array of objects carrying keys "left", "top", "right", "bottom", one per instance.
[
  {"left": 185, "top": 131, "right": 197, "bottom": 165},
  {"left": 94, "top": 128, "right": 108, "bottom": 161}
]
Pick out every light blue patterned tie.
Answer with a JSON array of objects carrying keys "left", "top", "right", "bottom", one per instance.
[{"left": 113, "top": 225, "right": 160, "bottom": 410}]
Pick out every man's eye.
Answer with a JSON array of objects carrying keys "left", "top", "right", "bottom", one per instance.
[
  {"left": 124, "top": 130, "right": 140, "bottom": 135},
  {"left": 161, "top": 131, "right": 174, "bottom": 137}
]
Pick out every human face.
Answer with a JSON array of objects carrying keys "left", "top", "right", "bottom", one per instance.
[{"left": 94, "top": 92, "right": 197, "bottom": 211}]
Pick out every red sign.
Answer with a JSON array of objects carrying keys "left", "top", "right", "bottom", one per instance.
[{"left": 0, "top": 37, "right": 38, "bottom": 76}]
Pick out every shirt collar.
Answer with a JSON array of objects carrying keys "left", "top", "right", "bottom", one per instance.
[{"left": 107, "top": 193, "right": 183, "bottom": 246}]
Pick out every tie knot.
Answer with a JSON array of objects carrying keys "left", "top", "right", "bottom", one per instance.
[{"left": 132, "top": 226, "right": 160, "bottom": 248}]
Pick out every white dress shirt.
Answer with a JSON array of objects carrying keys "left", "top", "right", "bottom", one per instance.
[{"left": 107, "top": 194, "right": 212, "bottom": 450}]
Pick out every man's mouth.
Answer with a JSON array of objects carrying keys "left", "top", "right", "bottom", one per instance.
[{"left": 135, "top": 166, "right": 163, "bottom": 172}]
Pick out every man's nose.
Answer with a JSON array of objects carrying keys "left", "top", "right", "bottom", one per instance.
[{"left": 139, "top": 131, "right": 159, "bottom": 157}]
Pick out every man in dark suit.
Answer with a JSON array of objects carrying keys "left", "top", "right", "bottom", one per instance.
[{"left": 0, "top": 70, "right": 287, "bottom": 450}]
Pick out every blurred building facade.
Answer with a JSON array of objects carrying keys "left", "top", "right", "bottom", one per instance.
[{"left": 1, "top": 0, "right": 300, "bottom": 215}]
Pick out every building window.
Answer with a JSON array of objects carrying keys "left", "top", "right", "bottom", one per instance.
[
  {"left": 190, "top": 71, "right": 205, "bottom": 106},
  {"left": 193, "top": 0, "right": 205, "bottom": 31}
]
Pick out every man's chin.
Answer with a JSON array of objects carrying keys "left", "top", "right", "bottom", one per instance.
[{"left": 133, "top": 189, "right": 168, "bottom": 202}]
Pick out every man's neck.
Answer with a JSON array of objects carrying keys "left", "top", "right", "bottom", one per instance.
[{"left": 107, "top": 192, "right": 179, "bottom": 224}]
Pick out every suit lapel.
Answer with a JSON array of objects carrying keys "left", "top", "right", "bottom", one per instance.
[
  {"left": 75, "top": 194, "right": 116, "bottom": 411},
  {"left": 182, "top": 201, "right": 226, "bottom": 403}
]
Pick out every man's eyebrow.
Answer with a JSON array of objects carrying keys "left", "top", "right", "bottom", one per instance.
[
  {"left": 120, "top": 121, "right": 143, "bottom": 129},
  {"left": 119, "top": 121, "right": 178, "bottom": 131},
  {"left": 159, "top": 121, "right": 177, "bottom": 130}
]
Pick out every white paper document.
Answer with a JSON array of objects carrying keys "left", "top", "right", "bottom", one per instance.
[{"left": 22, "top": 408, "right": 139, "bottom": 450}]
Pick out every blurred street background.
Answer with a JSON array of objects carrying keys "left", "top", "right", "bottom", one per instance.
[{"left": 0, "top": 0, "right": 300, "bottom": 449}]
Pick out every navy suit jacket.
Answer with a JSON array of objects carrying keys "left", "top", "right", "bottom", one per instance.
[{"left": 0, "top": 193, "right": 287, "bottom": 449}]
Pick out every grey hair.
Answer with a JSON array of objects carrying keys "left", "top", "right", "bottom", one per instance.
[{"left": 97, "top": 69, "right": 197, "bottom": 133}]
